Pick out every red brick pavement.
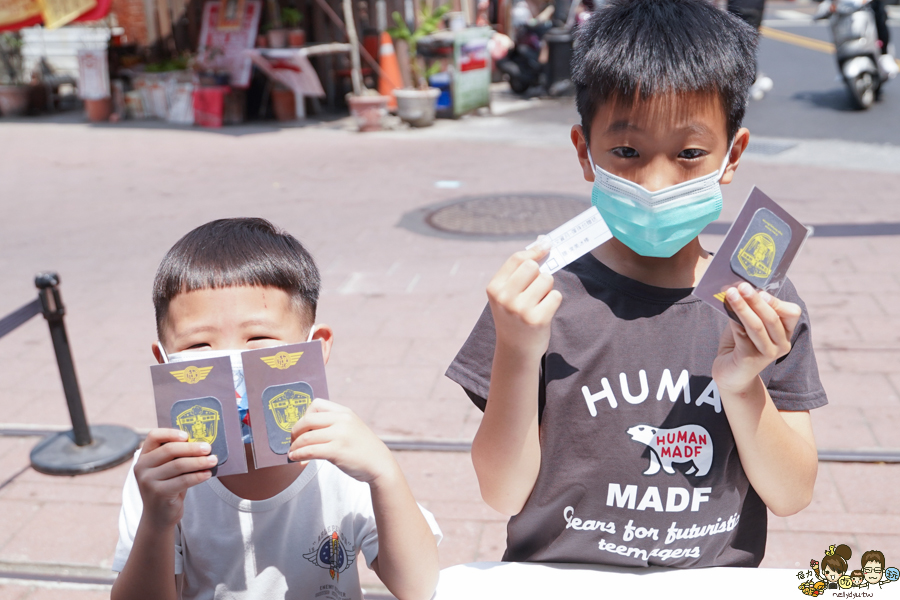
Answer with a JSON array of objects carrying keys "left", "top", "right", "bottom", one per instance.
[{"left": 0, "top": 111, "right": 898, "bottom": 596}]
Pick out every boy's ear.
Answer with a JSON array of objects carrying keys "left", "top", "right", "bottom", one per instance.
[
  {"left": 720, "top": 127, "right": 750, "bottom": 185},
  {"left": 571, "top": 125, "right": 595, "bottom": 183},
  {"left": 310, "top": 324, "right": 334, "bottom": 365},
  {"left": 151, "top": 341, "right": 165, "bottom": 364}
]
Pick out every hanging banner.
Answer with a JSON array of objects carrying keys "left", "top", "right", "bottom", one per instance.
[
  {"left": 0, "top": 0, "right": 40, "bottom": 29},
  {"left": 197, "top": 0, "right": 260, "bottom": 87},
  {"left": 77, "top": 48, "right": 109, "bottom": 99},
  {"left": 38, "top": 0, "right": 96, "bottom": 29}
]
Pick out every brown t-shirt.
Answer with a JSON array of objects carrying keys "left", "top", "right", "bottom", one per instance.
[{"left": 446, "top": 253, "right": 827, "bottom": 568}]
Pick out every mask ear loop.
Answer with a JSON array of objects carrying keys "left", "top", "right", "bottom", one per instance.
[
  {"left": 306, "top": 325, "right": 318, "bottom": 343},
  {"left": 157, "top": 342, "right": 170, "bottom": 364},
  {"left": 717, "top": 139, "right": 737, "bottom": 182}
]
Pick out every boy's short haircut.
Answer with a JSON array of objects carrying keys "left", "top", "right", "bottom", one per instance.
[
  {"left": 153, "top": 218, "right": 320, "bottom": 338},
  {"left": 862, "top": 550, "right": 886, "bottom": 569},
  {"left": 572, "top": 0, "right": 758, "bottom": 143}
]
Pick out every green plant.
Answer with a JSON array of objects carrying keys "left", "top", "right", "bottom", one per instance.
[
  {"left": 145, "top": 54, "right": 190, "bottom": 73},
  {"left": 0, "top": 32, "right": 26, "bottom": 85},
  {"left": 282, "top": 7, "right": 303, "bottom": 28},
  {"left": 387, "top": 2, "right": 450, "bottom": 89}
]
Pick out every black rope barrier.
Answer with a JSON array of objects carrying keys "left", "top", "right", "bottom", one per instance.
[
  {"left": 0, "top": 298, "right": 41, "bottom": 340},
  {"left": 0, "top": 273, "right": 140, "bottom": 476}
]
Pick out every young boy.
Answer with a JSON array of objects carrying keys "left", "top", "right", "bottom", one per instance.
[
  {"left": 446, "top": 0, "right": 826, "bottom": 568},
  {"left": 112, "top": 218, "right": 441, "bottom": 600}
]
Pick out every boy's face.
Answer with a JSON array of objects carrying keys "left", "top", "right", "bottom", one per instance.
[
  {"left": 155, "top": 286, "right": 329, "bottom": 360},
  {"left": 572, "top": 92, "right": 748, "bottom": 191},
  {"left": 864, "top": 561, "right": 884, "bottom": 583}
]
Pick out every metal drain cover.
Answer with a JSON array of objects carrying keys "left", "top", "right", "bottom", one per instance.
[{"left": 409, "top": 194, "right": 590, "bottom": 240}]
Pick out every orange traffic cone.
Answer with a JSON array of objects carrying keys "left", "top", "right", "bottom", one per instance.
[{"left": 378, "top": 31, "right": 402, "bottom": 110}]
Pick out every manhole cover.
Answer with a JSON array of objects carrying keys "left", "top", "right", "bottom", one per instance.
[{"left": 423, "top": 194, "right": 590, "bottom": 237}]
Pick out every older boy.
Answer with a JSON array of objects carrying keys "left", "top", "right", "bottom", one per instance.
[
  {"left": 447, "top": 0, "right": 825, "bottom": 567},
  {"left": 112, "top": 218, "right": 440, "bottom": 600}
]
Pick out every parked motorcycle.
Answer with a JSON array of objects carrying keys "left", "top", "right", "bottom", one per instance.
[
  {"left": 495, "top": 17, "right": 554, "bottom": 94},
  {"left": 816, "top": 0, "right": 895, "bottom": 109}
]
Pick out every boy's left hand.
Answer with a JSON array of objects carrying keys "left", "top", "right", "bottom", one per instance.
[
  {"left": 712, "top": 282, "right": 802, "bottom": 395},
  {"left": 289, "top": 399, "right": 395, "bottom": 485}
]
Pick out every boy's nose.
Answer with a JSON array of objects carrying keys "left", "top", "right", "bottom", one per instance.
[{"left": 637, "top": 160, "right": 679, "bottom": 192}]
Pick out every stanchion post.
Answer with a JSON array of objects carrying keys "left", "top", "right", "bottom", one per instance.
[
  {"left": 34, "top": 272, "right": 92, "bottom": 447},
  {"left": 28, "top": 272, "right": 140, "bottom": 476}
]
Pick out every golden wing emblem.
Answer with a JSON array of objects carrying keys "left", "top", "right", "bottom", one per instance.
[
  {"left": 260, "top": 351, "right": 303, "bottom": 370},
  {"left": 170, "top": 365, "right": 214, "bottom": 384}
]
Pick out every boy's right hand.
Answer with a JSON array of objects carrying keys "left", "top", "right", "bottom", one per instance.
[
  {"left": 133, "top": 428, "right": 217, "bottom": 530},
  {"left": 486, "top": 238, "right": 562, "bottom": 360}
]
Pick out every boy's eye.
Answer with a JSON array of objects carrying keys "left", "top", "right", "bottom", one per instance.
[
  {"left": 678, "top": 148, "right": 708, "bottom": 160},
  {"left": 186, "top": 343, "right": 210, "bottom": 350},
  {"left": 611, "top": 147, "right": 639, "bottom": 159}
]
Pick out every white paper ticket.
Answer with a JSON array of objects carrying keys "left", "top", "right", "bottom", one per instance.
[{"left": 527, "top": 206, "right": 613, "bottom": 274}]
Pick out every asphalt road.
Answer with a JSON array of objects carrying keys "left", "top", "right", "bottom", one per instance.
[
  {"left": 744, "top": 20, "right": 900, "bottom": 144},
  {"left": 504, "top": 12, "right": 900, "bottom": 147}
]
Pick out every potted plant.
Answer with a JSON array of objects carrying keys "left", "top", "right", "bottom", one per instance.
[
  {"left": 0, "top": 32, "right": 30, "bottom": 117},
  {"left": 282, "top": 7, "right": 306, "bottom": 47},
  {"left": 342, "top": 0, "right": 389, "bottom": 131},
  {"left": 387, "top": 2, "right": 449, "bottom": 127},
  {"left": 265, "top": 1, "right": 288, "bottom": 48}
]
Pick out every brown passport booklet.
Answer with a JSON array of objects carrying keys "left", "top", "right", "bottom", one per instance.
[{"left": 694, "top": 186, "right": 811, "bottom": 322}]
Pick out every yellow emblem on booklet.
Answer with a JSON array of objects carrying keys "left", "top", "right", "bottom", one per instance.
[
  {"left": 175, "top": 405, "right": 221, "bottom": 444},
  {"left": 260, "top": 351, "right": 303, "bottom": 370},
  {"left": 737, "top": 232, "right": 776, "bottom": 280},
  {"left": 268, "top": 389, "right": 312, "bottom": 432},
  {"left": 170, "top": 365, "right": 214, "bottom": 384}
]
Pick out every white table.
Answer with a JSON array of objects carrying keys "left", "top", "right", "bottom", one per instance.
[
  {"left": 244, "top": 44, "right": 351, "bottom": 118},
  {"left": 435, "top": 562, "right": 804, "bottom": 600}
]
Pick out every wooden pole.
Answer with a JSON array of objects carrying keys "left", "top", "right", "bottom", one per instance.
[{"left": 342, "top": 0, "right": 363, "bottom": 95}]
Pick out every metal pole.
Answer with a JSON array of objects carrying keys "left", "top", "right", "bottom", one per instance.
[{"left": 34, "top": 272, "right": 92, "bottom": 447}]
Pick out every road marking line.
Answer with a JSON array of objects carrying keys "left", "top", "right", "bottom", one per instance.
[
  {"left": 760, "top": 25, "right": 835, "bottom": 53},
  {"left": 761, "top": 25, "right": 900, "bottom": 68}
]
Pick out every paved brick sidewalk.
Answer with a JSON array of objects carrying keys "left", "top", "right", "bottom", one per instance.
[{"left": 0, "top": 102, "right": 898, "bottom": 596}]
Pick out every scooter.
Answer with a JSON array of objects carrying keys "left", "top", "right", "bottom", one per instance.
[
  {"left": 817, "top": 0, "right": 893, "bottom": 109},
  {"left": 495, "top": 20, "right": 553, "bottom": 94}
]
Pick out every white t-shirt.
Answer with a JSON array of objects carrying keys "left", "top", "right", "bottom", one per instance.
[{"left": 113, "top": 453, "right": 442, "bottom": 600}]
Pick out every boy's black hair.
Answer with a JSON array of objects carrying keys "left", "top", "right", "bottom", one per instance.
[
  {"left": 153, "top": 218, "right": 320, "bottom": 338},
  {"left": 572, "top": 0, "right": 758, "bottom": 143}
]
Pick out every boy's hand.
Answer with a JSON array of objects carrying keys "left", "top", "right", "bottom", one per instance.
[
  {"left": 133, "top": 428, "right": 216, "bottom": 530},
  {"left": 289, "top": 399, "right": 395, "bottom": 485},
  {"left": 712, "top": 282, "right": 802, "bottom": 395},
  {"left": 486, "top": 238, "right": 562, "bottom": 360}
]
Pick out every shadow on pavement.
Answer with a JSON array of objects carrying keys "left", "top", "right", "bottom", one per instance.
[{"left": 791, "top": 87, "right": 859, "bottom": 112}]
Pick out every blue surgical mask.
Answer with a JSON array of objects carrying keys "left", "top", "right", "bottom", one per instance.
[
  {"left": 159, "top": 326, "right": 318, "bottom": 445},
  {"left": 587, "top": 145, "right": 733, "bottom": 258}
]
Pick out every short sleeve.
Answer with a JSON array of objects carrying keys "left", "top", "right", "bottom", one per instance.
[
  {"left": 111, "top": 449, "right": 184, "bottom": 575},
  {"left": 445, "top": 304, "right": 496, "bottom": 410},
  {"left": 762, "top": 279, "right": 828, "bottom": 411}
]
